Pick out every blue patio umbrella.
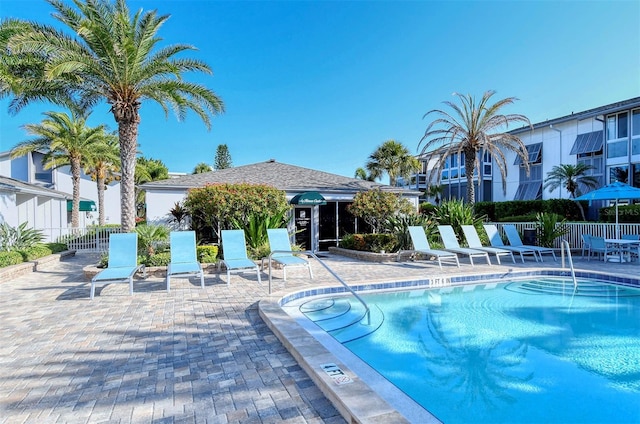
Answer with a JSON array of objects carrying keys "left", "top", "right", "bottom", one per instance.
[{"left": 574, "top": 181, "right": 640, "bottom": 238}]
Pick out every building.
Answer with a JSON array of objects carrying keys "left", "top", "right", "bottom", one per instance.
[
  {"left": 406, "top": 96, "right": 640, "bottom": 213},
  {"left": 141, "top": 159, "right": 421, "bottom": 251},
  {"left": 0, "top": 149, "right": 122, "bottom": 230}
]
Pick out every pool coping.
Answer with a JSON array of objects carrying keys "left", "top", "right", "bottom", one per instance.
[{"left": 257, "top": 267, "right": 640, "bottom": 423}]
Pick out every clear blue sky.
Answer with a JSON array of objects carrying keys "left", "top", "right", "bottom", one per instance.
[{"left": 1, "top": 0, "right": 639, "bottom": 181}]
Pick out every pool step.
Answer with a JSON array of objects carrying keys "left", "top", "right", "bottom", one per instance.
[
  {"left": 512, "top": 279, "right": 640, "bottom": 297},
  {"left": 300, "top": 297, "right": 385, "bottom": 343}
]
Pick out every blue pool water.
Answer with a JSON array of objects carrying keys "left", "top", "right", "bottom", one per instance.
[{"left": 300, "top": 278, "right": 640, "bottom": 423}]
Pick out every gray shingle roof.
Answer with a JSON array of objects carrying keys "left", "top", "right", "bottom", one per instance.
[{"left": 140, "top": 159, "right": 419, "bottom": 194}]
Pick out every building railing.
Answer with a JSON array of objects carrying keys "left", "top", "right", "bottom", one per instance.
[
  {"left": 40, "top": 226, "right": 123, "bottom": 252},
  {"left": 491, "top": 222, "right": 640, "bottom": 250}
]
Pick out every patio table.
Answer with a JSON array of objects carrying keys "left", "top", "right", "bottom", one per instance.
[{"left": 604, "top": 239, "right": 640, "bottom": 263}]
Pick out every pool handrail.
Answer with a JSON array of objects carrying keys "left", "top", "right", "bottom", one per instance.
[
  {"left": 560, "top": 239, "right": 577, "bottom": 289},
  {"left": 268, "top": 250, "right": 371, "bottom": 325}
]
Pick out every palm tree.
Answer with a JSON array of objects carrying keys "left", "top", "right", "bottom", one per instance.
[
  {"left": 193, "top": 162, "right": 212, "bottom": 174},
  {"left": 366, "top": 139, "right": 420, "bottom": 186},
  {"left": 419, "top": 91, "right": 531, "bottom": 204},
  {"left": 354, "top": 167, "right": 373, "bottom": 181},
  {"left": 427, "top": 184, "right": 444, "bottom": 206},
  {"left": 1, "top": 0, "right": 224, "bottom": 232},
  {"left": 10, "top": 110, "right": 106, "bottom": 228},
  {"left": 83, "top": 132, "right": 120, "bottom": 226},
  {"left": 544, "top": 163, "right": 598, "bottom": 220}
]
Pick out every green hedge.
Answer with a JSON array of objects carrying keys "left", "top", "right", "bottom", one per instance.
[
  {"left": 339, "top": 233, "right": 397, "bottom": 253},
  {"left": 18, "top": 245, "right": 53, "bottom": 261},
  {"left": 599, "top": 204, "right": 640, "bottom": 223},
  {"left": 480, "top": 199, "right": 585, "bottom": 221},
  {"left": 197, "top": 245, "right": 219, "bottom": 263},
  {"left": 0, "top": 251, "right": 23, "bottom": 268}
]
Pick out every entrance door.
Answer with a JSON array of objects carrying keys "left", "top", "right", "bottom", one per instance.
[{"left": 294, "top": 207, "right": 312, "bottom": 250}]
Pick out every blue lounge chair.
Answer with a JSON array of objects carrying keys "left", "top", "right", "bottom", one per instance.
[
  {"left": 461, "top": 225, "right": 515, "bottom": 265},
  {"left": 437, "top": 225, "right": 491, "bottom": 266},
  {"left": 503, "top": 225, "right": 557, "bottom": 261},
  {"left": 397, "top": 226, "right": 459, "bottom": 269},
  {"left": 166, "top": 231, "right": 204, "bottom": 292},
  {"left": 91, "top": 233, "right": 145, "bottom": 299},
  {"left": 483, "top": 224, "right": 539, "bottom": 263},
  {"left": 266, "top": 228, "right": 313, "bottom": 281},
  {"left": 221, "top": 229, "right": 262, "bottom": 285}
]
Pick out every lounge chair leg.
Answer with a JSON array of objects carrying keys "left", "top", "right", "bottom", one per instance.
[
  {"left": 90, "top": 281, "right": 95, "bottom": 300},
  {"left": 167, "top": 276, "right": 171, "bottom": 293},
  {"left": 129, "top": 277, "right": 134, "bottom": 295}
]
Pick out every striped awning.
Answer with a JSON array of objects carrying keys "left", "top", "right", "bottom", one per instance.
[{"left": 570, "top": 131, "right": 604, "bottom": 155}]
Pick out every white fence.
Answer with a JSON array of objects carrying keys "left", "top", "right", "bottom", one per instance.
[
  {"left": 491, "top": 222, "right": 640, "bottom": 250},
  {"left": 41, "top": 227, "right": 123, "bottom": 252}
]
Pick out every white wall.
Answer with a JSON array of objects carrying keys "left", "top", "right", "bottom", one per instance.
[
  {"left": 493, "top": 117, "right": 604, "bottom": 202},
  {"left": 0, "top": 192, "right": 18, "bottom": 225},
  {"left": 145, "top": 189, "right": 188, "bottom": 225}
]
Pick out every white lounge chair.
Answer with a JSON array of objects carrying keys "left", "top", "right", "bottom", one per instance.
[
  {"left": 91, "top": 232, "right": 145, "bottom": 299},
  {"left": 503, "top": 225, "right": 557, "bottom": 261},
  {"left": 437, "top": 225, "right": 491, "bottom": 266},
  {"left": 221, "top": 229, "right": 262, "bottom": 285},
  {"left": 266, "top": 228, "right": 313, "bottom": 280},
  {"left": 396, "top": 226, "right": 460, "bottom": 269},
  {"left": 166, "top": 231, "right": 204, "bottom": 292},
  {"left": 461, "top": 225, "right": 515, "bottom": 265},
  {"left": 483, "top": 224, "right": 539, "bottom": 263}
]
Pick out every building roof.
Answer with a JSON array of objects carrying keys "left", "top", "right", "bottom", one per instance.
[
  {"left": 141, "top": 159, "right": 420, "bottom": 195},
  {"left": 0, "top": 175, "right": 69, "bottom": 199},
  {"left": 510, "top": 96, "right": 640, "bottom": 134}
]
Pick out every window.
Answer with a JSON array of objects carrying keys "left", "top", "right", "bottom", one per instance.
[
  {"left": 607, "top": 112, "right": 629, "bottom": 140},
  {"left": 609, "top": 165, "right": 629, "bottom": 184},
  {"left": 632, "top": 109, "right": 640, "bottom": 155},
  {"left": 633, "top": 164, "right": 640, "bottom": 188},
  {"left": 607, "top": 141, "right": 627, "bottom": 158},
  {"left": 514, "top": 143, "right": 542, "bottom": 165}
]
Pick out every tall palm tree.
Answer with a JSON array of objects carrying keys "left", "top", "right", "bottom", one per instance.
[
  {"left": 544, "top": 163, "right": 598, "bottom": 220},
  {"left": 10, "top": 110, "right": 106, "bottom": 228},
  {"left": 83, "top": 132, "right": 120, "bottom": 226},
  {"left": 354, "top": 167, "right": 373, "bottom": 181},
  {"left": 419, "top": 91, "right": 531, "bottom": 204},
  {"left": 366, "top": 139, "right": 420, "bottom": 186},
  {"left": 1, "top": 0, "right": 224, "bottom": 232}
]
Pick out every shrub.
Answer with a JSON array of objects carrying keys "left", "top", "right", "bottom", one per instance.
[
  {"left": 18, "top": 244, "right": 53, "bottom": 261},
  {"left": 135, "top": 224, "right": 170, "bottom": 256},
  {"left": 599, "top": 204, "right": 640, "bottom": 223},
  {"left": 433, "top": 199, "right": 486, "bottom": 240},
  {"left": 339, "top": 233, "right": 396, "bottom": 253},
  {"left": 0, "top": 222, "right": 44, "bottom": 251},
  {"left": 535, "top": 212, "right": 568, "bottom": 247},
  {"left": 140, "top": 252, "right": 171, "bottom": 267},
  {"left": 46, "top": 242, "right": 68, "bottom": 253},
  {"left": 348, "top": 189, "right": 414, "bottom": 233},
  {"left": 419, "top": 202, "right": 436, "bottom": 216},
  {"left": 0, "top": 251, "right": 23, "bottom": 268},
  {"left": 474, "top": 201, "right": 496, "bottom": 221},
  {"left": 498, "top": 214, "right": 538, "bottom": 222},
  {"left": 197, "top": 245, "right": 219, "bottom": 263},
  {"left": 383, "top": 214, "right": 437, "bottom": 251}
]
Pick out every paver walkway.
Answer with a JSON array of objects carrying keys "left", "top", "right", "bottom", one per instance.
[{"left": 0, "top": 250, "right": 636, "bottom": 423}]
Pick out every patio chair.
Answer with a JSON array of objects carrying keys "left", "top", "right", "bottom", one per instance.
[
  {"left": 90, "top": 233, "right": 146, "bottom": 299},
  {"left": 581, "top": 234, "right": 592, "bottom": 259},
  {"left": 265, "top": 228, "right": 313, "bottom": 280},
  {"left": 588, "top": 236, "right": 614, "bottom": 261},
  {"left": 461, "top": 225, "right": 515, "bottom": 265},
  {"left": 503, "top": 225, "right": 557, "bottom": 262},
  {"left": 166, "top": 231, "right": 204, "bottom": 292},
  {"left": 396, "top": 226, "right": 460, "bottom": 269},
  {"left": 221, "top": 229, "right": 262, "bottom": 285},
  {"left": 483, "top": 224, "right": 539, "bottom": 263},
  {"left": 620, "top": 234, "right": 640, "bottom": 261},
  {"left": 437, "top": 225, "right": 491, "bottom": 266}
]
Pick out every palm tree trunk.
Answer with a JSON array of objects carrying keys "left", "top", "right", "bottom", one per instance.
[
  {"left": 70, "top": 157, "right": 81, "bottom": 228},
  {"left": 97, "top": 173, "right": 106, "bottom": 226},
  {"left": 118, "top": 118, "right": 139, "bottom": 233},
  {"left": 465, "top": 150, "right": 476, "bottom": 204}
]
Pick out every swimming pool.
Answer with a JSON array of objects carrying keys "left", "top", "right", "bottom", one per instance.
[{"left": 282, "top": 276, "right": 640, "bottom": 423}]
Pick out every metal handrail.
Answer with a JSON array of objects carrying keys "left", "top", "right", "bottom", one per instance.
[
  {"left": 560, "top": 240, "right": 577, "bottom": 289},
  {"left": 267, "top": 250, "right": 371, "bottom": 325}
]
